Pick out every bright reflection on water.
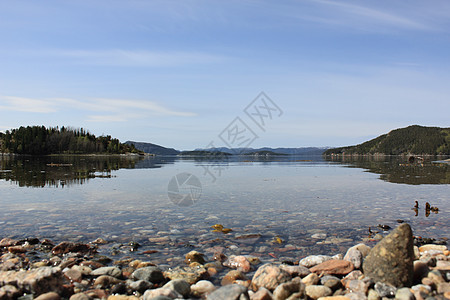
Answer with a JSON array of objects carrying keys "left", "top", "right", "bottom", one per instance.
[{"left": 0, "top": 155, "right": 448, "bottom": 266}]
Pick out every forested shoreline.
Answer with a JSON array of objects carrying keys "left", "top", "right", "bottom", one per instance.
[{"left": 0, "top": 126, "right": 142, "bottom": 155}]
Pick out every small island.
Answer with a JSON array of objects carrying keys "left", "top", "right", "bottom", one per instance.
[{"left": 0, "top": 126, "right": 143, "bottom": 155}]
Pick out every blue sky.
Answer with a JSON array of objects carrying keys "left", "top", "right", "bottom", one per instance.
[{"left": 0, "top": 0, "right": 449, "bottom": 150}]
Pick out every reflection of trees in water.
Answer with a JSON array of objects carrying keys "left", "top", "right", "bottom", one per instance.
[
  {"left": 325, "top": 156, "right": 450, "bottom": 185},
  {"left": 0, "top": 155, "right": 146, "bottom": 188}
]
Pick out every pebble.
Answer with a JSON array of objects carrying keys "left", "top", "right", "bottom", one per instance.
[
  {"left": 207, "top": 284, "right": 249, "bottom": 300},
  {"left": 251, "top": 287, "right": 273, "bottom": 300},
  {"left": 132, "top": 266, "right": 164, "bottom": 283},
  {"left": 163, "top": 279, "right": 191, "bottom": 297},
  {"left": 190, "top": 280, "right": 216, "bottom": 297},
  {"left": 273, "top": 278, "right": 305, "bottom": 300},
  {"left": 223, "top": 255, "right": 252, "bottom": 272},
  {"left": 163, "top": 265, "right": 209, "bottom": 284},
  {"left": 395, "top": 287, "right": 415, "bottom": 300},
  {"left": 302, "top": 273, "right": 320, "bottom": 286},
  {"left": 34, "top": 292, "right": 61, "bottom": 300},
  {"left": 279, "top": 264, "right": 311, "bottom": 278},
  {"left": 310, "top": 259, "right": 355, "bottom": 275},
  {"left": 128, "top": 279, "right": 153, "bottom": 293},
  {"left": 344, "top": 247, "right": 363, "bottom": 269},
  {"left": 251, "top": 263, "right": 291, "bottom": 291},
  {"left": 299, "top": 255, "right": 333, "bottom": 268},
  {"left": 419, "top": 245, "right": 448, "bottom": 253},
  {"left": 91, "top": 266, "right": 122, "bottom": 278},
  {"left": 374, "top": 282, "right": 397, "bottom": 297},
  {"left": 185, "top": 250, "right": 206, "bottom": 265},
  {"left": 143, "top": 287, "right": 181, "bottom": 300},
  {"left": 305, "top": 285, "right": 333, "bottom": 299},
  {"left": 221, "top": 270, "right": 248, "bottom": 285},
  {"left": 320, "top": 275, "right": 342, "bottom": 291}
]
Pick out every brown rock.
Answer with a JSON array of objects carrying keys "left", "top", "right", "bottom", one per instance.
[
  {"left": 0, "top": 238, "right": 18, "bottom": 247},
  {"left": 52, "top": 242, "right": 92, "bottom": 255},
  {"left": 310, "top": 260, "right": 354, "bottom": 276},
  {"left": 341, "top": 271, "right": 363, "bottom": 289},
  {"left": 252, "top": 263, "right": 291, "bottom": 291},
  {"left": 93, "top": 275, "right": 122, "bottom": 288},
  {"left": 224, "top": 255, "right": 252, "bottom": 272},
  {"left": 64, "top": 269, "right": 83, "bottom": 282},
  {"left": 107, "top": 296, "right": 139, "bottom": 300},
  {"left": 362, "top": 223, "right": 414, "bottom": 287},
  {"left": 69, "top": 293, "right": 90, "bottom": 300},
  {"left": 35, "top": 292, "right": 61, "bottom": 300},
  {"left": 0, "top": 267, "right": 63, "bottom": 295},
  {"left": 0, "top": 285, "right": 21, "bottom": 300},
  {"left": 251, "top": 287, "right": 273, "bottom": 300},
  {"left": 222, "top": 270, "right": 248, "bottom": 285},
  {"left": 185, "top": 250, "right": 206, "bottom": 265}
]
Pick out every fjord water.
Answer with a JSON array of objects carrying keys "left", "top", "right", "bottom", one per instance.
[{"left": 0, "top": 155, "right": 448, "bottom": 265}]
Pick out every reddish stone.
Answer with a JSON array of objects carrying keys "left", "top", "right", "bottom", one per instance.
[
  {"left": 7, "top": 246, "right": 27, "bottom": 254},
  {"left": 80, "top": 260, "right": 104, "bottom": 269},
  {"left": 0, "top": 238, "right": 18, "bottom": 247},
  {"left": 310, "top": 259, "right": 354, "bottom": 276},
  {"left": 52, "top": 242, "right": 92, "bottom": 255}
]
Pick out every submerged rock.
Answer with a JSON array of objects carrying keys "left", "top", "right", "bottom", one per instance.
[{"left": 363, "top": 224, "right": 414, "bottom": 287}]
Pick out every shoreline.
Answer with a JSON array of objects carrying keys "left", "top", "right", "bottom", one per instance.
[{"left": 1, "top": 224, "right": 448, "bottom": 300}]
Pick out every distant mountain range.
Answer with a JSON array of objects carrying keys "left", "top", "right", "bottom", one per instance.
[
  {"left": 324, "top": 125, "right": 450, "bottom": 156},
  {"left": 125, "top": 141, "right": 179, "bottom": 155},
  {"left": 126, "top": 141, "right": 328, "bottom": 156},
  {"left": 195, "top": 147, "right": 328, "bottom": 155}
]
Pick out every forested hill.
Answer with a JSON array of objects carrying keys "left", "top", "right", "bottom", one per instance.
[
  {"left": 324, "top": 125, "right": 450, "bottom": 156},
  {"left": 0, "top": 126, "right": 142, "bottom": 155}
]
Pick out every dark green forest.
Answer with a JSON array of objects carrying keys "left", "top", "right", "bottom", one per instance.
[
  {"left": 324, "top": 125, "right": 450, "bottom": 155},
  {"left": 0, "top": 126, "right": 143, "bottom": 155}
]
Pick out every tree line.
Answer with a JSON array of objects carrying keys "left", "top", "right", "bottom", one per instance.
[
  {"left": 0, "top": 126, "right": 142, "bottom": 155},
  {"left": 324, "top": 125, "right": 450, "bottom": 155}
]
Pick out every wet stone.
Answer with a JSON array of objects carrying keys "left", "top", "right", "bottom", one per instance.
[
  {"left": 222, "top": 270, "right": 248, "bottom": 286},
  {"left": 34, "top": 292, "right": 60, "bottom": 300},
  {"left": 374, "top": 282, "right": 397, "bottom": 298},
  {"left": 163, "top": 265, "right": 209, "bottom": 285},
  {"left": 131, "top": 266, "right": 164, "bottom": 284},
  {"left": 185, "top": 250, "right": 206, "bottom": 265},
  {"left": 51, "top": 242, "right": 92, "bottom": 255},
  {"left": 224, "top": 255, "right": 252, "bottom": 272}
]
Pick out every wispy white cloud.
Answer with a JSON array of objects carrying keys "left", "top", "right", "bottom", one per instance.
[
  {"left": 0, "top": 95, "right": 197, "bottom": 123},
  {"left": 45, "top": 49, "right": 227, "bottom": 67},
  {"left": 0, "top": 96, "right": 57, "bottom": 113},
  {"left": 310, "top": 0, "right": 429, "bottom": 30}
]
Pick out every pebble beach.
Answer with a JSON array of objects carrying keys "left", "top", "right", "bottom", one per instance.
[{"left": 0, "top": 224, "right": 449, "bottom": 300}]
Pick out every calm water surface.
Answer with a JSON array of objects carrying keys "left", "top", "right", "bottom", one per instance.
[{"left": 0, "top": 155, "right": 448, "bottom": 266}]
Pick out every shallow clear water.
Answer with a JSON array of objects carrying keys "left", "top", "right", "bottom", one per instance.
[{"left": 0, "top": 155, "right": 448, "bottom": 266}]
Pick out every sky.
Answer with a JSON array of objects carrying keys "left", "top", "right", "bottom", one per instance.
[{"left": 0, "top": 0, "right": 449, "bottom": 150}]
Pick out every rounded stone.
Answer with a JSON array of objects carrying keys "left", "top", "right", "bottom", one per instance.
[
  {"left": 207, "top": 284, "right": 249, "bottom": 300},
  {"left": 395, "top": 287, "right": 415, "bottom": 300},
  {"left": 132, "top": 266, "right": 164, "bottom": 283},
  {"left": 163, "top": 279, "right": 191, "bottom": 298},
  {"left": 191, "top": 280, "right": 216, "bottom": 297},
  {"left": 305, "top": 285, "right": 333, "bottom": 299},
  {"left": 251, "top": 263, "right": 291, "bottom": 291}
]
